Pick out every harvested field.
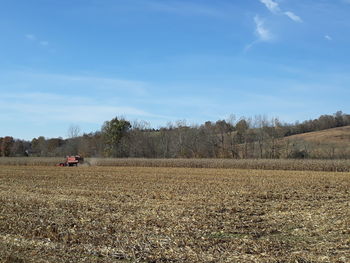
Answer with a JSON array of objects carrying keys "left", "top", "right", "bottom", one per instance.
[
  {"left": 0, "top": 166, "right": 349, "bottom": 262},
  {"left": 1, "top": 157, "right": 350, "bottom": 172}
]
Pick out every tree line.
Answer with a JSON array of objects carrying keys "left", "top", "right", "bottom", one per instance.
[{"left": 1, "top": 111, "right": 350, "bottom": 159}]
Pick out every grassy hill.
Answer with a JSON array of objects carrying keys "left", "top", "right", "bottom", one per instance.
[
  {"left": 280, "top": 126, "right": 350, "bottom": 159},
  {"left": 286, "top": 125, "right": 350, "bottom": 145}
]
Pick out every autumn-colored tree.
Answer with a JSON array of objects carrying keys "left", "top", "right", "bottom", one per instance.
[{"left": 1, "top": 136, "right": 14, "bottom": 157}]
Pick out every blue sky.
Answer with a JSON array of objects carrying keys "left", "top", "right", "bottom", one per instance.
[{"left": 1, "top": 0, "right": 350, "bottom": 139}]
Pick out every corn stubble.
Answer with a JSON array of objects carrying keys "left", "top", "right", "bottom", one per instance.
[
  {"left": 1, "top": 157, "right": 350, "bottom": 172},
  {"left": 0, "top": 166, "right": 349, "bottom": 262}
]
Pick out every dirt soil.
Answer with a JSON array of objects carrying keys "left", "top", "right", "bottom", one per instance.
[{"left": 0, "top": 166, "right": 349, "bottom": 262}]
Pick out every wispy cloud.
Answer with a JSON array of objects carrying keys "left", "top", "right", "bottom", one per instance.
[
  {"left": 2, "top": 71, "right": 149, "bottom": 97},
  {"left": 259, "top": 0, "right": 302, "bottom": 22},
  {"left": 39, "top": 41, "right": 49, "bottom": 46},
  {"left": 0, "top": 92, "right": 165, "bottom": 125},
  {"left": 245, "top": 15, "right": 272, "bottom": 51},
  {"left": 0, "top": 70, "right": 177, "bottom": 123},
  {"left": 259, "top": 0, "right": 280, "bottom": 13},
  {"left": 254, "top": 15, "right": 272, "bottom": 41},
  {"left": 25, "top": 34, "right": 49, "bottom": 47},
  {"left": 25, "top": 34, "right": 36, "bottom": 40},
  {"left": 284, "top": 11, "right": 302, "bottom": 23},
  {"left": 325, "top": 35, "right": 332, "bottom": 41}
]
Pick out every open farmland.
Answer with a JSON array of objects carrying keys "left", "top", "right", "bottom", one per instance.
[
  {"left": 1, "top": 158, "right": 350, "bottom": 172},
  {"left": 0, "top": 166, "right": 349, "bottom": 263}
]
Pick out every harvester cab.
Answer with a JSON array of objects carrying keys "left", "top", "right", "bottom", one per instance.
[{"left": 57, "top": 155, "right": 84, "bottom": 167}]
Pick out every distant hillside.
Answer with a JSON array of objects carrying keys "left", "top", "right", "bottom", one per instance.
[
  {"left": 286, "top": 125, "right": 350, "bottom": 145},
  {"left": 2, "top": 113, "right": 350, "bottom": 159}
]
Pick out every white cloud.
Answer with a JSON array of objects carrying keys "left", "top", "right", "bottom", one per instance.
[
  {"left": 25, "top": 34, "right": 50, "bottom": 47},
  {"left": 0, "top": 92, "right": 164, "bottom": 125},
  {"left": 254, "top": 15, "right": 272, "bottom": 41},
  {"left": 0, "top": 71, "right": 172, "bottom": 132},
  {"left": 1, "top": 71, "right": 149, "bottom": 98},
  {"left": 259, "top": 0, "right": 280, "bottom": 14},
  {"left": 245, "top": 15, "right": 273, "bottom": 51},
  {"left": 324, "top": 35, "right": 332, "bottom": 41},
  {"left": 259, "top": 0, "right": 302, "bottom": 23},
  {"left": 284, "top": 11, "right": 302, "bottom": 23},
  {"left": 28, "top": 72, "right": 148, "bottom": 96}
]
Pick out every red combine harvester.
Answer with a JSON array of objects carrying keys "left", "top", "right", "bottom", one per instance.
[{"left": 57, "top": 155, "right": 84, "bottom": 167}]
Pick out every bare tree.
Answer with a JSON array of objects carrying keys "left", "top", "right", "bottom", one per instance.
[{"left": 67, "top": 125, "right": 81, "bottom": 138}]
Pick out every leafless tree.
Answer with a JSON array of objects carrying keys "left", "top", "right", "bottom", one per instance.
[{"left": 67, "top": 125, "right": 81, "bottom": 138}]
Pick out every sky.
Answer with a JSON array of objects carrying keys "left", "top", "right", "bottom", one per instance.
[{"left": 1, "top": 0, "right": 350, "bottom": 140}]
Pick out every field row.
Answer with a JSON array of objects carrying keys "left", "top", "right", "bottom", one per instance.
[{"left": 1, "top": 157, "right": 350, "bottom": 172}]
